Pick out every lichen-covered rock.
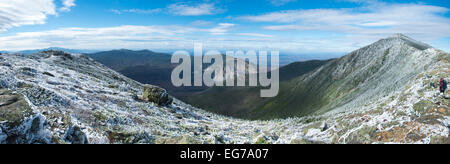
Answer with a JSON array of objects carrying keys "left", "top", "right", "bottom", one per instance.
[
  {"left": 413, "top": 100, "right": 434, "bottom": 115},
  {"left": 254, "top": 136, "right": 272, "bottom": 144},
  {"left": 64, "top": 126, "right": 89, "bottom": 144},
  {"left": 346, "top": 126, "right": 378, "bottom": 144},
  {"left": 107, "top": 130, "right": 154, "bottom": 144},
  {"left": 141, "top": 84, "right": 173, "bottom": 106},
  {"left": 430, "top": 135, "right": 450, "bottom": 144},
  {"left": 0, "top": 89, "right": 53, "bottom": 144},
  {"left": 0, "top": 89, "right": 33, "bottom": 127}
]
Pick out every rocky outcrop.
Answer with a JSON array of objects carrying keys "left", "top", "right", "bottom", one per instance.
[
  {"left": 41, "top": 50, "right": 74, "bottom": 60},
  {"left": 22, "top": 86, "right": 69, "bottom": 107},
  {"left": 64, "top": 126, "right": 89, "bottom": 144},
  {"left": 0, "top": 90, "right": 52, "bottom": 144},
  {"left": 141, "top": 84, "right": 173, "bottom": 106},
  {"left": 0, "top": 89, "right": 33, "bottom": 127}
]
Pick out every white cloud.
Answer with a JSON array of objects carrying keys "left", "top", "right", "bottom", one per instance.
[
  {"left": 0, "top": 0, "right": 77, "bottom": 32},
  {"left": 239, "top": 3, "right": 450, "bottom": 41},
  {"left": 357, "top": 21, "right": 397, "bottom": 27},
  {"left": 268, "top": 0, "right": 297, "bottom": 6},
  {"left": 0, "top": 24, "right": 249, "bottom": 51},
  {"left": 168, "top": 3, "right": 224, "bottom": 16},
  {"left": 60, "top": 0, "right": 76, "bottom": 12},
  {"left": 0, "top": 25, "right": 195, "bottom": 51},
  {"left": 0, "top": 23, "right": 310, "bottom": 54},
  {"left": 111, "top": 3, "right": 225, "bottom": 16},
  {"left": 2, "top": 21, "right": 448, "bottom": 55},
  {"left": 7, "top": 23, "right": 441, "bottom": 55},
  {"left": 237, "top": 33, "right": 274, "bottom": 38},
  {"left": 237, "top": 3, "right": 450, "bottom": 52},
  {"left": 0, "top": 0, "right": 57, "bottom": 31},
  {"left": 208, "top": 23, "right": 235, "bottom": 35},
  {"left": 111, "top": 8, "right": 162, "bottom": 14},
  {"left": 191, "top": 20, "right": 214, "bottom": 26},
  {"left": 0, "top": 23, "right": 351, "bottom": 56}
]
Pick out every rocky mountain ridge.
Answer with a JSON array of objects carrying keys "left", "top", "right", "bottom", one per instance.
[{"left": 0, "top": 35, "right": 449, "bottom": 144}]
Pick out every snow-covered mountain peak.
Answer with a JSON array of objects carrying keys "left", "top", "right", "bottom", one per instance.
[{"left": 383, "top": 33, "right": 432, "bottom": 51}]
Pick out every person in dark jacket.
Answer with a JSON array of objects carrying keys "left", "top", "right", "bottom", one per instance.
[{"left": 439, "top": 78, "right": 447, "bottom": 94}]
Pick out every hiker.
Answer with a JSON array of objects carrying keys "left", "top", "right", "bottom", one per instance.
[{"left": 439, "top": 78, "right": 447, "bottom": 94}]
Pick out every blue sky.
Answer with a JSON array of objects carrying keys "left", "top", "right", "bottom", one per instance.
[{"left": 0, "top": 0, "right": 449, "bottom": 58}]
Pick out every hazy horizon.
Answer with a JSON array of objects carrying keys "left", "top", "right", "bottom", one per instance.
[{"left": 0, "top": 0, "right": 449, "bottom": 55}]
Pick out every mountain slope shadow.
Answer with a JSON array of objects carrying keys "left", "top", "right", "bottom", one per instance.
[{"left": 186, "top": 59, "right": 332, "bottom": 117}]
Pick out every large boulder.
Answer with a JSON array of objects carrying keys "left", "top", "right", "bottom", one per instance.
[
  {"left": 64, "top": 126, "right": 89, "bottom": 144},
  {"left": 141, "top": 85, "right": 173, "bottom": 106},
  {"left": 0, "top": 90, "right": 52, "bottom": 144},
  {"left": 0, "top": 89, "right": 33, "bottom": 127}
]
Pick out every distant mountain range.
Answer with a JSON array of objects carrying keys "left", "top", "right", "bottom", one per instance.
[
  {"left": 11, "top": 47, "right": 330, "bottom": 66},
  {"left": 85, "top": 49, "right": 332, "bottom": 99},
  {"left": 10, "top": 47, "right": 100, "bottom": 54},
  {"left": 85, "top": 49, "right": 197, "bottom": 97}
]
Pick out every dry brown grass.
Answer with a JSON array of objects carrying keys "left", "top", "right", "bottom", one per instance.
[{"left": 375, "top": 122, "right": 426, "bottom": 143}]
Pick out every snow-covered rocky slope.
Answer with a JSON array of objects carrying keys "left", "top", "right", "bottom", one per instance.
[
  {"left": 246, "top": 34, "right": 449, "bottom": 121},
  {"left": 0, "top": 34, "right": 449, "bottom": 144}
]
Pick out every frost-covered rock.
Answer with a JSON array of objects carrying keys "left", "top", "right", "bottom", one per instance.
[
  {"left": 0, "top": 114, "right": 52, "bottom": 144},
  {"left": 64, "top": 126, "right": 89, "bottom": 144},
  {"left": 23, "top": 86, "right": 69, "bottom": 107},
  {"left": 141, "top": 84, "right": 173, "bottom": 106},
  {"left": 0, "top": 89, "right": 33, "bottom": 127}
]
